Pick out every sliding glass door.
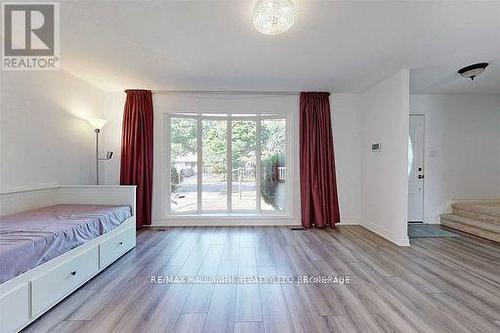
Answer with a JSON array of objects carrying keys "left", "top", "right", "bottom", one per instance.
[{"left": 168, "top": 113, "right": 288, "bottom": 215}]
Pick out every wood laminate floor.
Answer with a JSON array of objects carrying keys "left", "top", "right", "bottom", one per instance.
[{"left": 23, "top": 226, "right": 500, "bottom": 333}]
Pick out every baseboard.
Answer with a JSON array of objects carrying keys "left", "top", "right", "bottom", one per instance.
[
  {"left": 152, "top": 216, "right": 359, "bottom": 227},
  {"left": 150, "top": 219, "right": 301, "bottom": 227},
  {"left": 337, "top": 216, "right": 360, "bottom": 225},
  {"left": 360, "top": 217, "right": 410, "bottom": 246}
]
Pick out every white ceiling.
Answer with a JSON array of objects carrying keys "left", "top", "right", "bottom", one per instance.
[{"left": 59, "top": 1, "right": 500, "bottom": 94}]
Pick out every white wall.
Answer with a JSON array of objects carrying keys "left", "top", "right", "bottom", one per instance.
[
  {"left": 331, "top": 94, "right": 362, "bottom": 224},
  {"left": 102, "top": 92, "right": 126, "bottom": 185},
  {"left": 102, "top": 92, "right": 363, "bottom": 225},
  {"left": 410, "top": 94, "right": 500, "bottom": 223},
  {"left": 0, "top": 71, "right": 106, "bottom": 192},
  {"left": 360, "top": 70, "right": 410, "bottom": 246}
]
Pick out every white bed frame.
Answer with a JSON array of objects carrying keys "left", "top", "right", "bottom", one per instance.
[{"left": 0, "top": 185, "right": 137, "bottom": 333}]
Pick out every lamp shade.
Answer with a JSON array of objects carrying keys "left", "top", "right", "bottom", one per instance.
[{"left": 87, "top": 118, "right": 107, "bottom": 130}]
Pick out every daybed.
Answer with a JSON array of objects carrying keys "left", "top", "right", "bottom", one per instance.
[{"left": 0, "top": 185, "right": 136, "bottom": 333}]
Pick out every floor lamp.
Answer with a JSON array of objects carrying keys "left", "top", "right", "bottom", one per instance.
[{"left": 88, "top": 118, "right": 113, "bottom": 185}]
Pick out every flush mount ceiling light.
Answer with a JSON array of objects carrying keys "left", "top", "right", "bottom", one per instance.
[
  {"left": 253, "top": 0, "right": 295, "bottom": 35},
  {"left": 458, "top": 62, "right": 489, "bottom": 80}
]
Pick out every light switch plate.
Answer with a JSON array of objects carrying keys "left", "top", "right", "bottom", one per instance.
[{"left": 371, "top": 143, "right": 381, "bottom": 152}]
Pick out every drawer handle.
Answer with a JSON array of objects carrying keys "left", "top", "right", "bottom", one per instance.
[{"left": 70, "top": 271, "right": 77, "bottom": 276}]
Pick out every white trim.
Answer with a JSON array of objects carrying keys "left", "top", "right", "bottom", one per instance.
[
  {"left": 360, "top": 217, "right": 410, "bottom": 246},
  {"left": 227, "top": 115, "right": 232, "bottom": 212},
  {"left": 150, "top": 218, "right": 300, "bottom": 227},
  {"left": 196, "top": 116, "right": 202, "bottom": 212},
  {"left": 289, "top": 109, "right": 298, "bottom": 218},
  {"left": 0, "top": 184, "right": 58, "bottom": 195},
  {"left": 256, "top": 116, "right": 262, "bottom": 212},
  {"left": 0, "top": 185, "right": 136, "bottom": 217},
  {"left": 284, "top": 114, "right": 291, "bottom": 212},
  {"left": 165, "top": 115, "right": 172, "bottom": 215},
  {"left": 165, "top": 210, "right": 291, "bottom": 218},
  {"left": 152, "top": 90, "right": 302, "bottom": 96},
  {"left": 337, "top": 217, "right": 361, "bottom": 225}
]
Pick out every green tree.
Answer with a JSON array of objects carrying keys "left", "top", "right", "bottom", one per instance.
[
  {"left": 203, "top": 120, "right": 227, "bottom": 177},
  {"left": 261, "top": 119, "right": 286, "bottom": 157},
  {"left": 171, "top": 118, "right": 197, "bottom": 160},
  {"left": 232, "top": 120, "right": 256, "bottom": 171}
]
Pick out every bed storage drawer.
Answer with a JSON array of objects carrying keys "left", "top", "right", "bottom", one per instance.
[
  {"left": 31, "top": 246, "right": 99, "bottom": 317},
  {"left": 99, "top": 226, "right": 135, "bottom": 269},
  {"left": 0, "top": 283, "right": 29, "bottom": 333}
]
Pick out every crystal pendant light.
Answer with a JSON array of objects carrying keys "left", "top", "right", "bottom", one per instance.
[{"left": 252, "top": 0, "right": 295, "bottom": 35}]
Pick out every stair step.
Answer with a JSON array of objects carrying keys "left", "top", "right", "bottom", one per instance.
[
  {"left": 440, "top": 214, "right": 500, "bottom": 233},
  {"left": 452, "top": 207, "right": 500, "bottom": 224},
  {"left": 452, "top": 202, "right": 500, "bottom": 217},
  {"left": 441, "top": 216, "right": 500, "bottom": 243}
]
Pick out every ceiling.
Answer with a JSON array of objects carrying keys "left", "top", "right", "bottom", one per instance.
[{"left": 58, "top": 1, "right": 500, "bottom": 94}]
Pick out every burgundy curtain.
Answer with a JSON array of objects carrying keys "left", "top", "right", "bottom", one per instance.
[
  {"left": 120, "top": 90, "right": 153, "bottom": 229},
  {"left": 300, "top": 92, "right": 340, "bottom": 228}
]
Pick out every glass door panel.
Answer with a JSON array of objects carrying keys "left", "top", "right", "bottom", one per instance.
[
  {"left": 170, "top": 117, "right": 198, "bottom": 212},
  {"left": 260, "top": 118, "right": 287, "bottom": 212},
  {"left": 202, "top": 119, "right": 228, "bottom": 211},
  {"left": 231, "top": 120, "right": 257, "bottom": 211}
]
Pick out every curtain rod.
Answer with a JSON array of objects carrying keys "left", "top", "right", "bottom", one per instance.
[{"left": 151, "top": 90, "right": 301, "bottom": 96}]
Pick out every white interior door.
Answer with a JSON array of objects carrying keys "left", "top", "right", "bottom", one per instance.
[{"left": 408, "top": 114, "right": 425, "bottom": 222}]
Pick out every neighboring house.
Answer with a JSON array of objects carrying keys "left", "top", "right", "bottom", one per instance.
[{"left": 173, "top": 153, "right": 197, "bottom": 172}]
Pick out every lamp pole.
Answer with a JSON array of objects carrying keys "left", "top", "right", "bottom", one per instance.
[
  {"left": 88, "top": 118, "right": 112, "bottom": 186},
  {"left": 95, "top": 128, "right": 100, "bottom": 185}
]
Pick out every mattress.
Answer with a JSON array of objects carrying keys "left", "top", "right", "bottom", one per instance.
[{"left": 0, "top": 204, "right": 132, "bottom": 284}]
